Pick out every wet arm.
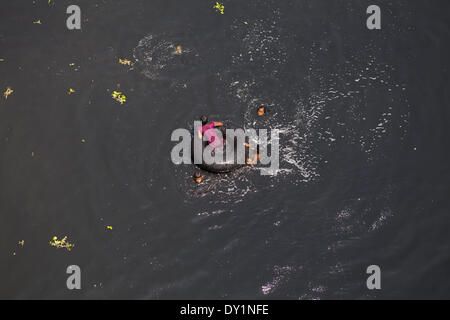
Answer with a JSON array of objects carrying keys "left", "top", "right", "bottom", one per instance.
[{"left": 243, "top": 142, "right": 256, "bottom": 151}]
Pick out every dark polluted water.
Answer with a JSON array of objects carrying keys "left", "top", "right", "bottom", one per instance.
[{"left": 0, "top": 0, "right": 449, "bottom": 299}]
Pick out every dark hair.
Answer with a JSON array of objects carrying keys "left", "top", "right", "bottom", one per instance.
[
  {"left": 200, "top": 115, "right": 208, "bottom": 125},
  {"left": 193, "top": 171, "right": 202, "bottom": 179}
]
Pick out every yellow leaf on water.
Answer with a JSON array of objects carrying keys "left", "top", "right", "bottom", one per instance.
[
  {"left": 49, "top": 236, "right": 74, "bottom": 251},
  {"left": 213, "top": 2, "right": 225, "bottom": 15},
  {"left": 3, "top": 87, "right": 13, "bottom": 99},
  {"left": 111, "top": 91, "right": 127, "bottom": 104},
  {"left": 119, "top": 58, "right": 133, "bottom": 66}
]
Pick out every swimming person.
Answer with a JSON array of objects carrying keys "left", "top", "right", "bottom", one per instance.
[
  {"left": 192, "top": 115, "right": 261, "bottom": 180},
  {"left": 257, "top": 106, "right": 265, "bottom": 116},
  {"left": 193, "top": 171, "right": 204, "bottom": 183},
  {"left": 244, "top": 142, "right": 260, "bottom": 166},
  {"left": 196, "top": 116, "right": 224, "bottom": 149}
]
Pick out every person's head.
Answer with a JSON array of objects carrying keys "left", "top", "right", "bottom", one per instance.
[
  {"left": 257, "top": 106, "right": 265, "bottom": 116},
  {"left": 193, "top": 171, "right": 203, "bottom": 183},
  {"left": 200, "top": 115, "right": 208, "bottom": 126}
]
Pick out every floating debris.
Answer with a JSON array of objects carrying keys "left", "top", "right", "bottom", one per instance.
[
  {"left": 106, "top": 226, "right": 113, "bottom": 230},
  {"left": 31, "top": 151, "right": 35, "bottom": 157},
  {"left": 3, "top": 87, "right": 13, "bottom": 99},
  {"left": 18, "top": 240, "right": 25, "bottom": 247},
  {"left": 67, "top": 88, "right": 76, "bottom": 95},
  {"left": 49, "top": 236, "right": 74, "bottom": 251},
  {"left": 213, "top": 2, "right": 225, "bottom": 14},
  {"left": 69, "top": 63, "right": 75, "bottom": 67},
  {"left": 112, "top": 91, "right": 127, "bottom": 104},
  {"left": 0, "top": 58, "right": 5, "bottom": 62},
  {"left": 119, "top": 58, "right": 133, "bottom": 66},
  {"left": 81, "top": 138, "right": 86, "bottom": 143},
  {"left": 174, "top": 45, "right": 182, "bottom": 55},
  {"left": 33, "top": 20, "right": 42, "bottom": 24}
]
